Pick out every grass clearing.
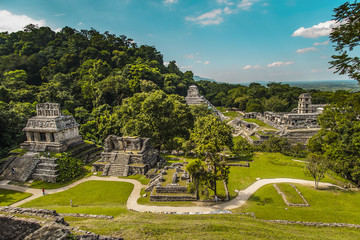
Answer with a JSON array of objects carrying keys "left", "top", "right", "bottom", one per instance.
[
  {"left": 20, "top": 181, "right": 133, "bottom": 217},
  {"left": 137, "top": 188, "right": 197, "bottom": 207},
  {"left": 0, "top": 189, "right": 32, "bottom": 206},
  {"left": 215, "top": 152, "right": 344, "bottom": 200},
  {"left": 234, "top": 183, "right": 360, "bottom": 224},
  {"left": 67, "top": 212, "right": 360, "bottom": 240},
  {"left": 243, "top": 118, "right": 277, "bottom": 130},
  {"left": 276, "top": 183, "right": 305, "bottom": 204}
]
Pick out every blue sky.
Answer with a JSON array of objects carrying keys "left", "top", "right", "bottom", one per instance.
[{"left": 0, "top": 0, "right": 351, "bottom": 84}]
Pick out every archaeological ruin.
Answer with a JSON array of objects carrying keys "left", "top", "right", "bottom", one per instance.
[
  {"left": 20, "top": 103, "right": 83, "bottom": 153},
  {"left": 0, "top": 103, "right": 101, "bottom": 183},
  {"left": 230, "top": 93, "right": 326, "bottom": 145},
  {"left": 93, "top": 135, "right": 161, "bottom": 177},
  {"left": 185, "top": 85, "right": 227, "bottom": 121}
]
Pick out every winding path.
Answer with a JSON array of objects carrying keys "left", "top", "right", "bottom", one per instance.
[{"left": 0, "top": 177, "right": 335, "bottom": 214}]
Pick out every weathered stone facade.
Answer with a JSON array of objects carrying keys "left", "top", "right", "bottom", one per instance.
[
  {"left": 93, "top": 135, "right": 159, "bottom": 176},
  {"left": 185, "top": 85, "right": 227, "bottom": 121},
  {"left": 20, "top": 103, "right": 83, "bottom": 153}
]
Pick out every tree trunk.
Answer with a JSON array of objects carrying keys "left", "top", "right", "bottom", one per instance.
[{"left": 223, "top": 179, "right": 229, "bottom": 201}]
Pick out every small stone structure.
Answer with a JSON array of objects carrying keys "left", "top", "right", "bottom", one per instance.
[
  {"left": 93, "top": 135, "right": 160, "bottom": 176},
  {"left": 185, "top": 85, "right": 227, "bottom": 121},
  {"left": 145, "top": 162, "right": 196, "bottom": 202},
  {"left": 20, "top": 103, "right": 83, "bottom": 152}
]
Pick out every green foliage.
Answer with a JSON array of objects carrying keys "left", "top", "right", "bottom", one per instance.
[
  {"left": 57, "top": 153, "right": 85, "bottom": 182},
  {"left": 330, "top": 1, "right": 360, "bottom": 82},
  {"left": 304, "top": 153, "right": 329, "bottom": 189},
  {"left": 232, "top": 137, "right": 254, "bottom": 156},
  {"left": 116, "top": 90, "right": 194, "bottom": 150},
  {"left": 308, "top": 94, "right": 360, "bottom": 185}
]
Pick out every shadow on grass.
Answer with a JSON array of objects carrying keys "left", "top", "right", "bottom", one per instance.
[{"left": 248, "top": 195, "right": 274, "bottom": 206}]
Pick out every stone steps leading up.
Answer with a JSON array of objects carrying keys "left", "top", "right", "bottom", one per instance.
[
  {"left": 32, "top": 157, "right": 59, "bottom": 183},
  {"left": 107, "top": 164, "right": 126, "bottom": 176},
  {"left": 0, "top": 153, "right": 40, "bottom": 182}
]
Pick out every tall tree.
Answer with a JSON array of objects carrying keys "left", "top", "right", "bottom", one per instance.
[
  {"left": 191, "top": 115, "right": 233, "bottom": 198},
  {"left": 330, "top": 1, "right": 360, "bottom": 82}
]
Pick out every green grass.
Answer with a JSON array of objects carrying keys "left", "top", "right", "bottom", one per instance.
[
  {"left": 21, "top": 181, "right": 133, "bottom": 217},
  {"left": 0, "top": 189, "right": 32, "bottom": 206},
  {"left": 250, "top": 135, "right": 258, "bottom": 140},
  {"left": 233, "top": 135, "right": 244, "bottom": 143},
  {"left": 215, "top": 152, "right": 344, "bottom": 200},
  {"left": 234, "top": 183, "right": 360, "bottom": 225},
  {"left": 119, "top": 174, "right": 150, "bottom": 185},
  {"left": 276, "top": 183, "right": 306, "bottom": 204},
  {"left": 67, "top": 212, "right": 360, "bottom": 240},
  {"left": 8, "top": 148, "right": 28, "bottom": 156},
  {"left": 243, "top": 119, "right": 277, "bottom": 130}
]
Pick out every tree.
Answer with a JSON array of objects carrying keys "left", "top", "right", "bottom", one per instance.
[
  {"left": 329, "top": 1, "right": 360, "bottom": 82},
  {"left": 116, "top": 90, "right": 194, "bottom": 150},
  {"left": 307, "top": 95, "right": 360, "bottom": 185},
  {"left": 304, "top": 153, "right": 329, "bottom": 189},
  {"left": 186, "top": 159, "right": 207, "bottom": 199},
  {"left": 190, "top": 115, "right": 233, "bottom": 198}
]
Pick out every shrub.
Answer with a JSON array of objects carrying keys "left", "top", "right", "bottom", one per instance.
[{"left": 57, "top": 153, "right": 84, "bottom": 182}]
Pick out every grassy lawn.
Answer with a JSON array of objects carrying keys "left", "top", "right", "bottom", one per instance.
[
  {"left": 243, "top": 118, "right": 277, "bottom": 130},
  {"left": 119, "top": 174, "right": 150, "bottom": 185},
  {"left": 233, "top": 183, "right": 360, "bottom": 225},
  {"left": 276, "top": 183, "right": 306, "bottom": 204},
  {"left": 20, "top": 181, "right": 133, "bottom": 217},
  {"left": 0, "top": 189, "right": 32, "bottom": 206},
  {"left": 215, "top": 152, "right": 345, "bottom": 200},
  {"left": 67, "top": 212, "right": 360, "bottom": 240}
]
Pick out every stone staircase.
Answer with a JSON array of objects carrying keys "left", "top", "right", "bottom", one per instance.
[
  {"left": 107, "top": 164, "right": 128, "bottom": 177},
  {"left": 70, "top": 144, "right": 103, "bottom": 163},
  {"left": 100, "top": 154, "right": 130, "bottom": 176},
  {"left": 32, "top": 157, "right": 58, "bottom": 183},
  {"left": 0, "top": 152, "right": 40, "bottom": 182}
]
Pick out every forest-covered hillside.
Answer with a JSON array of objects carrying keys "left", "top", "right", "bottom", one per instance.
[{"left": 0, "top": 25, "right": 346, "bottom": 157}]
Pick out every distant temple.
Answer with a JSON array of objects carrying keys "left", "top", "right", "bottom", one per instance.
[
  {"left": 185, "top": 85, "right": 227, "bottom": 121},
  {"left": 93, "top": 135, "right": 160, "bottom": 176},
  {"left": 20, "top": 103, "right": 83, "bottom": 152}
]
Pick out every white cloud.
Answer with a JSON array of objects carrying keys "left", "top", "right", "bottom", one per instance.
[
  {"left": 185, "top": 54, "right": 196, "bottom": 59},
  {"left": 296, "top": 47, "right": 318, "bottom": 54},
  {"left": 262, "top": 3, "right": 270, "bottom": 6},
  {"left": 217, "top": 0, "right": 234, "bottom": 6},
  {"left": 180, "top": 65, "right": 193, "bottom": 69},
  {"left": 78, "top": 22, "right": 83, "bottom": 26},
  {"left": 267, "top": 61, "right": 294, "bottom": 68},
  {"left": 55, "top": 13, "right": 65, "bottom": 17},
  {"left": 164, "top": 0, "right": 178, "bottom": 4},
  {"left": 313, "top": 40, "right": 329, "bottom": 46},
  {"left": 186, "top": 0, "right": 259, "bottom": 26},
  {"left": 186, "top": 8, "right": 224, "bottom": 26},
  {"left": 203, "top": 61, "right": 210, "bottom": 65},
  {"left": 292, "top": 20, "right": 341, "bottom": 38},
  {"left": 0, "top": 10, "right": 45, "bottom": 33},
  {"left": 54, "top": 28, "right": 62, "bottom": 33},
  {"left": 164, "top": 62, "right": 169, "bottom": 67},
  {"left": 243, "top": 64, "right": 261, "bottom": 70},
  {"left": 238, "top": 0, "right": 258, "bottom": 10},
  {"left": 196, "top": 60, "right": 202, "bottom": 63}
]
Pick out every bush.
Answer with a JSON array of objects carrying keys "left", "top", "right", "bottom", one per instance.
[{"left": 57, "top": 153, "right": 85, "bottom": 182}]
